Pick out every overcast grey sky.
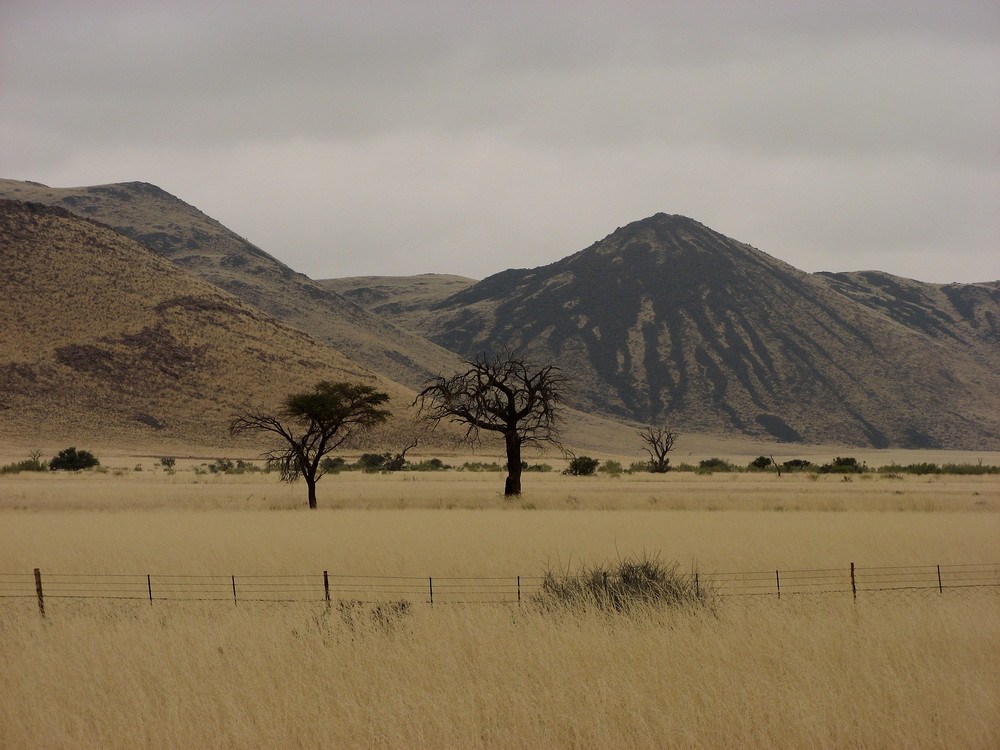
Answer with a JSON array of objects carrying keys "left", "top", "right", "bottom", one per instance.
[{"left": 2, "top": 1, "right": 998, "bottom": 283}]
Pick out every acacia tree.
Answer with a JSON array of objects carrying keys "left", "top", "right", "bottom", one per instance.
[
  {"left": 638, "top": 426, "right": 678, "bottom": 473},
  {"left": 416, "top": 352, "right": 565, "bottom": 497},
  {"left": 230, "top": 381, "right": 391, "bottom": 509}
]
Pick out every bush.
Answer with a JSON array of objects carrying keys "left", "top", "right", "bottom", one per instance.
[
  {"left": 320, "top": 456, "right": 347, "bottom": 473},
  {"left": 781, "top": 459, "right": 813, "bottom": 471},
  {"left": 819, "top": 456, "right": 866, "bottom": 474},
  {"left": 357, "top": 453, "right": 391, "bottom": 472},
  {"left": 535, "top": 555, "right": 711, "bottom": 613},
  {"left": 49, "top": 447, "right": 99, "bottom": 471},
  {"left": 408, "top": 458, "right": 451, "bottom": 471},
  {"left": 158, "top": 457, "right": 176, "bottom": 469},
  {"left": 564, "top": 456, "right": 600, "bottom": 476},
  {"left": 697, "top": 458, "right": 733, "bottom": 473},
  {"left": 522, "top": 462, "right": 552, "bottom": 473},
  {"left": 748, "top": 456, "right": 773, "bottom": 470},
  {"left": 459, "top": 462, "right": 504, "bottom": 472},
  {"left": 598, "top": 460, "right": 623, "bottom": 476},
  {"left": 0, "top": 452, "right": 48, "bottom": 474}
]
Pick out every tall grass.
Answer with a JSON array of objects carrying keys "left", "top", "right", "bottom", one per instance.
[{"left": 1, "top": 593, "right": 996, "bottom": 749}]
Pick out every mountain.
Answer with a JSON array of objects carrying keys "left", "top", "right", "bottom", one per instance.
[
  {"left": 0, "top": 179, "right": 460, "bottom": 389},
  {"left": 0, "top": 198, "right": 415, "bottom": 448},
  {"left": 320, "top": 274, "right": 477, "bottom": 319},
  {"left": 339, "top": 214, "right": 999, "bottom": 449}
]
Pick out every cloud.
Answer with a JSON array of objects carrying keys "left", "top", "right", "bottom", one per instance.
[{"left": 2, "top": 0, "right": 998, "bottom": 282}]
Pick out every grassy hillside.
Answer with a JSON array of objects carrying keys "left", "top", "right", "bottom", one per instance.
[{"left": 0, "top": 199, "right": 418, "bottom": 450}]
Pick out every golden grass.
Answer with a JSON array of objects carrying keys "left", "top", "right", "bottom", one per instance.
[
  {"left": 1, "top": 463, "right": 996, "bottom": 513},
  {"left": 1, "top": 591, "right": 997, "bottom": 749},
  {"left": 1, "top": 469, "right": 998, "bottom": 748}
]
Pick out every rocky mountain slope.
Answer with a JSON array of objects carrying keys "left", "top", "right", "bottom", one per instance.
[
  {"left": 0, "top": 179, "right": 461, "bottom": 389},
  {"left": 0, "top": 199, "right": 416, "bottom": 448},
  {"left": 339, "top": 214, "right": 999, "bottom": 449}
]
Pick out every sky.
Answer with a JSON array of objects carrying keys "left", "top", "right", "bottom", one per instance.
[{"left": 2, "top": 1, "right": 998, "bottom": 284}]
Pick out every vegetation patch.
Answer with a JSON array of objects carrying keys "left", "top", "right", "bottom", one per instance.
[{"left": 535, "top": 554, "right": 712, "bottom": 613}]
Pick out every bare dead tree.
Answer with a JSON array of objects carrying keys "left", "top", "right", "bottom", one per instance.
[
  {"left": 638, "top": 426, "right": 678, "bottom": 473},
  {"left": 230, "top": 381, "right": 391, "bottom": 509},
  {"left": 415, "top": 352, "right": 566, "bottom": 497}
]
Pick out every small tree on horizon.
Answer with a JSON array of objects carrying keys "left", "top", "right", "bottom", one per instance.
[
  {"left": 230, "top": 381, "right": 391, "bottom": 509},
  {"left": 49, "top": 447, "right": 99, "bottom": 471},
  {"left": 415, "top": 352, "right": 565, "bottom": 497},
  {"left": 637, "top": 426, "right": 678, "bottom": 473}
]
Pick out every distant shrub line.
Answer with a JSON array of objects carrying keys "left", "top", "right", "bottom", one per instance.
[{"left": 2, "top": 449, "right": 996, "bottom": 478}]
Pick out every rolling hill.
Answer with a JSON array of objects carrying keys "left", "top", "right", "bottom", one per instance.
[
  {"left": 0, "top": 178, "right": 461, "bottom": 390},
  {"left": 0, "top": 198, "right": 417, "bottom": 449},
  {"left": 333, "top": 214, "right": 1000, "bottom": 449}
]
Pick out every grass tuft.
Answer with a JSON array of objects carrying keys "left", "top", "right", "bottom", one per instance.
[{"left": 535, "top": 554, "right": 711, "bottom": 613}]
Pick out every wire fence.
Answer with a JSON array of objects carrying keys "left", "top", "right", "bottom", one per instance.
[{"left": 2, "top": 563, "right": 997, "bottom": 616}]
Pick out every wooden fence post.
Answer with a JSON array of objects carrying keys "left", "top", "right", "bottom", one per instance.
[
  {"left": 850, "top": 562, "right": 857, "bottom": 600},
  {"left": 34, "top": 568, "right": 45, "bottom": 619},
  {"left": 147, "top": 574, "right": 153, "bottom": 605},
  {"left": 428, "top": 577, "right": 434, "bottom": 606},
  {"left": 517, "top": 576, "right": 521, "bottom": 605},
  {"left": 937, "top": 565, "right": 943, "bottom": 594},
  {"left": 775, "top": 570, "right": 781, "bottom": 599},
  {"left": 323, "top": 571, "right": 331, "bottom": 608},
  {"left": 231, "top": 575, "right": 237, "bottom": 605}
]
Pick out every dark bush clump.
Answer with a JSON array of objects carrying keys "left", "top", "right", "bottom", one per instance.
[
  {"left": 818, "top": 456, "right": 866, "bottom": 474},
  {"left": 49, "top": 447, "right": 99, "bottom": 471},
  {"left": 564, "top": 456, "right": 600, "bottom": 476},
  {"left": 697, "top": 457, "right": 733, "bottom": 473}
]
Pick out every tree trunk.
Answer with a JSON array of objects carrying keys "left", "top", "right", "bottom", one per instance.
[
  {"left": 504, "top": 432, "right": 522, "bottom": 497},
  {"left": 306, "top": 476, "right": 318, "bottom": 509}
]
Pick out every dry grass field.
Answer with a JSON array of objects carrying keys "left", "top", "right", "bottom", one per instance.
[{"left": 1, "top": 459, "right": 998, "bottom": 749}]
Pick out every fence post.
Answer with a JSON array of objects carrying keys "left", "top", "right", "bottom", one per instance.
[
  {"left": 850, "top": 562, "right": 857, "bottom": 600},
  {"left": 34, "top": 568, "right": 45, "bottom": 619},
  {"left": 428, "top": 577, "right": 434, "bottom": 606},
  {"left": 232, "top": 575, "right": 237, "bottom": 605},
  {"left": 937, "top": 565, "right": 943, "bottom": 594},
  {"left": 695, "top": 572, "right": 700, "bottom": 598},
  {"left": 147, "top": 574, "right": 153, "bottom": 605},
  {"left": 323, "top": 571, "right": 331, "bottom": 608},
  {"left": 775, "top": 570, "right": 781, "bottom": 599},
  {"left": 517, "top": 575, "right": 521, "bottom": 605}
]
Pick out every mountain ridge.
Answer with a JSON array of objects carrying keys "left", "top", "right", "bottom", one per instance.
[{"left": 335, "top": 214, "right": 1000, "bottom": 449}]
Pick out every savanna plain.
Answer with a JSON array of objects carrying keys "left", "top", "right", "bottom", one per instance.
[{"left": 1, "top": 452, "right": 998, "bottom": 749}]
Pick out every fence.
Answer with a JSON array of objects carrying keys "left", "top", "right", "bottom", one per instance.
[{"left": 2, "top": 563, "right": 997, "bottom": 616}]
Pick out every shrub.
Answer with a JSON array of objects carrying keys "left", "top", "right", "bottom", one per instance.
[
  {"left": 409, "top": 458, "right": 451, "bottom": 471},
  {"left": 158, "top": 457, "right": 176, "bottom": 469},
  {"left": 459, "top": 462, "right": 504, "bottom": 472},
  {"left": 564, "top": 456, "right": 600, "bottom": 476},
  {"left": 697, "top": 458, "right": 733, "bottom": 473},
  {"left": 598, "top": 460, "right": 623, "bottom": 476},
  {"left": 535, "top": 555, "right": 711, "bottom": 613},
  {"left": 357, "top": 453, "right": 391, "bottom": 472},
  {"left": 0, "top": 452, "right": 48, "bottom": 474},
  {"left": 49, "top": 447, "right": 99, "bottom": 471},
  {"left": 320, "top": 456, "right": 347, "bottom": 473},
  {"left": 781, "top": 459, "right": 813, "bottom": 471},
  {"left": 748, "top": 456, "right": 773, "bottom": 470},
  {"left": 628, "top": 461, "right": 649, "bottom": 474},
  {"left": 522, "top": 462, "right": 552, "bottom": 473},
  {"left": 819, "top": 456, "right": 866, "bottom": 474}
]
